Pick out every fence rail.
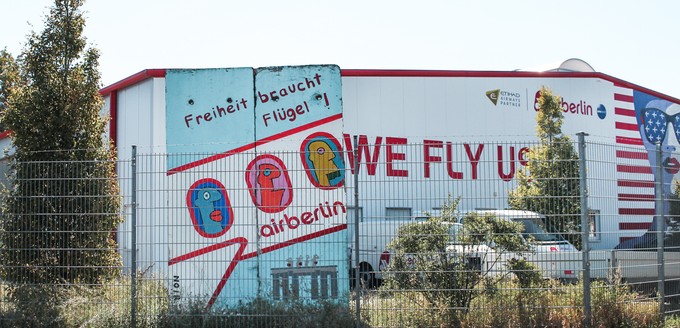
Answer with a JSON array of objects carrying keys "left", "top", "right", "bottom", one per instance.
[{"left": 0, "top": 137, "right": 679, "bottom": 327}]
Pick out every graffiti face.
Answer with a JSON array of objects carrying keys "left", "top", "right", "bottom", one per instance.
[
  {"left": 186, "top": 178, "right": 233, "bottom": 238},
  {"left": 246, "top": 154, "right": 293, "bottom": 213},
  {"left": 637, "top": 98, "right": 680, "bottom": 199},
  {"left": 616, "top": 91, "right": 680, "bottom": 250},
  {"left": 300, "top": 132, "right": 345, "bottom": 189}
]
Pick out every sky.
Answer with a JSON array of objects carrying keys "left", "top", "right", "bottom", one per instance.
[{"left": 1, "top": 0, "right": 679, "bottom": 99}]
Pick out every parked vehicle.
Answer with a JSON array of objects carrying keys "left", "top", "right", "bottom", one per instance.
[{"left": 352, "top": 210, "right": 582, "bottom": 288}]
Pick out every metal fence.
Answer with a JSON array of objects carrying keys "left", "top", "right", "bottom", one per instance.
[{"left": 0, "top": 136, "right": 679, "bottom": 327}]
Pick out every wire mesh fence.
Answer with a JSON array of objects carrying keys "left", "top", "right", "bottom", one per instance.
[{"left": 0, "top": 137, "right": 679, "bottom": 327}]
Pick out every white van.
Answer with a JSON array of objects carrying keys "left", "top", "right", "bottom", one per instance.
[
  {"left": 348, "top": 216, "right": 430, "bottom": 288},
  {"left": 460, "top": 210, "right": 581, "bottom": 280}
]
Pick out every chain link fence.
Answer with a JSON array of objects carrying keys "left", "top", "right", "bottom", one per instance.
[{"left": 0, "top": 137, "right": 678, "bottom": 327}]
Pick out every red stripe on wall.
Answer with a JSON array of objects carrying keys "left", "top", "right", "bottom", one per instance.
[
  {"left": 239, "top": 224, "right": 348, "bottom": 261},
  {"left": 616, "top": 150, "right": 647, "bottom": 160},
  {"left": 619, "top": 208, "right": 655, "bottom": 215},
  {"left": 616, "top": 136, "right": 643, "bottom": 146},
  {"left": 616, "top": 164, "right": 652, "bottom": 174},
  {"left": 615, "top": 94, "right": 635, "bottom": 103},
  {"left": 167, "top": 113, "right": 343, "bottom": 175},
  {"left": 618, "top": 179, "right": 655, "bottom": 188},
  {"left": 109, "top": 90, "right": 117, "bottom": 149},
  {"left": 614, "top": 107, "right": 636, "bottom": 117},
  {"left": 619, "top": 236, "right": 634, "bottom": 243},
  {"left": 618, "top": 193, "right": 655, "bottom": 202},
  {"left": 615, "top": 122, "right": 638, "bottom": 131},
  {"left": 619, "top": 222, "right": 652, "bottom": 230}
]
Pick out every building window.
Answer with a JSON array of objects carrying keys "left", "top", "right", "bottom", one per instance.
[
  {"left": 588, "top": 209, "right": 601, "bottom": 242},
  {"left": 385, "top": 207, "right": 412, "bottom": 221}
]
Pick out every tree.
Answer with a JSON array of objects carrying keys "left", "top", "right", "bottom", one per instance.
[
  {"left": 508, "top": 86, "right": 582, "bottom": 249},
  {"left": 0, "top": 0, "right": 121, "bottom": 285},
  {"left": 381, "top": 197, "right": 533, "bottom": 326},
  {"left": 0, "top": 49, "right": 20, "bottom": 132}
]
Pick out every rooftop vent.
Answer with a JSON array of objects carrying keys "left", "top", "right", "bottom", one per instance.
[{"left": 548, "top": 58, "right": 595, "bottom": 72}]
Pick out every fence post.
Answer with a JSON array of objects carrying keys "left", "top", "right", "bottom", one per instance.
[
  {"left": 654, "top": 144, "right": 665, "bottom": 319},
  {"left": 353, "top": 135, "right": 361, "bottom": 328},
  {"left": 130, "top": 145, "right": 138, "bottom": 328},
  {"left": 577, "top": 132, "right": 591, "bottom": 328}
]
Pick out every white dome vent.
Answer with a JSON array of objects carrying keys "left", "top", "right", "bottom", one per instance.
[{"left": 552, "top": 58, "right": 595, "bottom": 72}]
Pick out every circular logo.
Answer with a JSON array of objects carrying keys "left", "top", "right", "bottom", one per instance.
[{"left": 597, "top": 104, "right": 606, "bottom": 119}]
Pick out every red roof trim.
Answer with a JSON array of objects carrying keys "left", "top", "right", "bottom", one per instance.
[
  {"left": 99, "top": 69, "right": 166, "bottom": 96},
  {"left": 340, "top": 69, "right": 680, "bottom": 105},
  {"left": 98, "top": 68, "right": 680, "bottom": 105}
]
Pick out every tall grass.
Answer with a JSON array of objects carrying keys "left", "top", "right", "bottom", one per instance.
[{"left": 0, "top": 274, "right": 675, "bottom": 327}]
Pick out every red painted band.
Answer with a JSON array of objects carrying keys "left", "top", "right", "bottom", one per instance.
[
  {"left": 616, "top": 164, "right": 652, "bottom": 174},
  {"left": 618, "top": 208, "right": 655, "bottom": 215},
  {"left": 619, "top": 222, "right": 652, "bottom": 230},
  {"left": 167, "top": 114, "right": 343, "bottom": 175},
  {"left": 615, "top": 150, "right": 647, "bottom": 160},
  {"left": 617, "top": 193, "right": 655, "bottom": 202},
  {"left": 614, "top": 93, "right": 635, "bottom": 103},
  {"left": 614, "top": 107, "right": 636, "bottom": 117},
  {"left": 618, "top": 179, "right": 655, "bottom": 188}
]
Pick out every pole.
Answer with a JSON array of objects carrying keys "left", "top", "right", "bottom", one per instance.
[
  {"left": 577, "top": 132, "right": 591, "bottom": 328},
  {"left": 353, "top": 135, "right": 361, "bottom": 328},
  {"left": 130, "top": 145, "right": 138, "bottom": 328},
  {"left": 655, "top": 143, "right": 665, "bottom": 319}
]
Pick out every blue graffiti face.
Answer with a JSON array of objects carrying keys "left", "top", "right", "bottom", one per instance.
[{"left": 187, "top": 179, "right": 233, "bottom": 238}]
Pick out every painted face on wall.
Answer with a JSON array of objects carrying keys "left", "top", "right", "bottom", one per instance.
[
  {"left": 616, "top": 91, "right": 680, "bottom": 250},
  {"left": 245, "top": 154, "right": 293, "bottom": 213},
  {"left": 186, "top": 178, "right": 233, "bottom": 238},
  {"left": 637, "top": 98, "right": 680, "bottom": 202},
  {"left": 300, "top": 132, "right": 345, "bottom": 189}
]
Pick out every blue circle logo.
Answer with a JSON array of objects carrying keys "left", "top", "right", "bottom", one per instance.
[{"left": 597, "top": 104, "right": 606, "bottom": 119}]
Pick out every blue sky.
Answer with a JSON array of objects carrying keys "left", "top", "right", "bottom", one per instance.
[{"left": 2, "top": 0, "right": 679, "bottom": 99}]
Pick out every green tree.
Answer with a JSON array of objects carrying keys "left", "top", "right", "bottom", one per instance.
[
  {"left": 508, "top": 86, "right": 582, "bottom": 249},
  {"left": 0, "top": 49, "right": 20, "bottom": 132},
  {"left": 381, "top": 197, "right": 532, "bottom": 326},
  {"left": 0, "top": 0, "right": 121, "bottom": 285}
]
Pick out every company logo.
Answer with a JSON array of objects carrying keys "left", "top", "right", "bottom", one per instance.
[
  {"left": 597, "top": 104, "right": 607, "bottom": 119},
  {"left": 533, "top": 90, "right": 599, "bottom": 117},
  {"left": 486, "top": 89, "right": 521, "bottom": 108},
  {"left": 486, "top": 89, "right": 500, "bottom": 105}
]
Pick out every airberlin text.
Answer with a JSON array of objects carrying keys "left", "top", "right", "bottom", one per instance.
[
  {"left": 260, "top": 201, "right": 346, "bottom": 238},
  {"left": 343, "top": 134, "right": 531, "bottom": 182}
]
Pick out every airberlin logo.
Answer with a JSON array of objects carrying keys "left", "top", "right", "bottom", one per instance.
[
  {"left": 486, "top": 89, "right": 521, "bottom": 108},
  {"left": 532, "top": 90, "right": 602, "bottom": 118}
]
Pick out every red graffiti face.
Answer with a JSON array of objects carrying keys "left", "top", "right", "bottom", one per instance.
[{"left": 245, "top": 154, "right": 293, "bottom": 213}]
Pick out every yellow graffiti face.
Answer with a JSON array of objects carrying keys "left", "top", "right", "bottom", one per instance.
[{"left": 308, "top": 140, "right": 339, "bottom": 187}]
